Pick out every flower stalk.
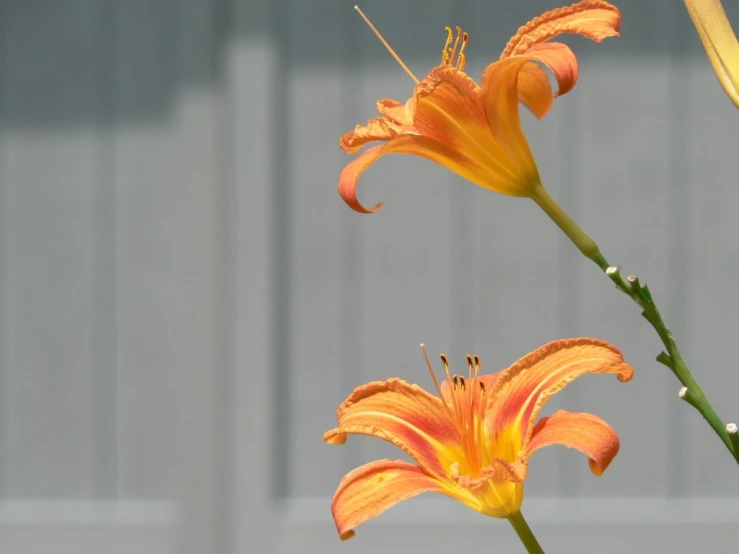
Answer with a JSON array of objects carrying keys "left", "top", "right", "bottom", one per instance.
[
  {"left": 535, "top": 186, "right": 739, "bottom": 464},
  {"left": 508, "top": 511, "right": 545, "bottom": 554}
]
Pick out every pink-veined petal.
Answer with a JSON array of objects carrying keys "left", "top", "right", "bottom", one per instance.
[
  {"left": 485, "top": 338, "right": 634, "bottom": 451},
  {"left": 330, "top": 459, "right": 445, "bottom": 540},
  {"left": 526, "top": 410, "right": 621, "bottom": 476},
  {"left": 324, "top": 378, "right": 460, "bottom": 477}
]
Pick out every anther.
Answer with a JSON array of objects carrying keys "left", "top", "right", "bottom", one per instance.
[
  {"left": 473, "top": 355, "right": 481, "bottom": 378},
  {"left": 441, "top": 26, "right": 453, "bottom": 64},
  {"left": 456, "top": 32, "right": 469, "bottom": 70},
  {"left": 453, "top": 375, "right": 459, "bottom": 390},
  {"left": 440, "top": 353, "right": 450, "bottom": 372},
  {"left": 479, "top": 381, "right": 486, "bottom": 394},
  {"left": 466, "top": 354, "right": 474, "bottom": 377},
  {"left": 459, "top": 376, "right": 466, "bottom": 390},
  {"left": 448, "top": 26, "right": 463, "bottom": 65}
]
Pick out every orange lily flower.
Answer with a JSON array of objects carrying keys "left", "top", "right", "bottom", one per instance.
[
  {"left": 324, "top": 338, "right": 634, "bottom": 540},
  {"left": 338, "top": 1, "right": 621, "bottom": 214}
]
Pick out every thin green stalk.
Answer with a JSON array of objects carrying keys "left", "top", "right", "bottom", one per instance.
[
  {"left": 531, "top": 184, "right": 739, "bottom": 465},
  {"left": 508, "top": 511, "right": 545, "bottom": 554}
]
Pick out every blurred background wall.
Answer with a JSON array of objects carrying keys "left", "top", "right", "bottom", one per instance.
[{"left": 0, "top": 0, "right": 738, "bottom": 553}]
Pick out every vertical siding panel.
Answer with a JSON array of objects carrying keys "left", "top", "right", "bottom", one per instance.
[
  {"left": 0, "top": 0, "right": 8, "bottom": 498},
  {"left": 686, "top": 51, "right": 739, "bottom": 495},
  {"left": 664, "top": 2, "right": 692, "bottom": 495},
  {"left": 576, "top": 11, "right": 673, "bottom": 496},
  {"left": 4, "top": 0, "right": 97, "bottom": 497},
  {"left": 113, "top": 0, "right": 177, "bottom": 497},
  {"left": 231, "top": 1, "right": 280, "bottom": 552},
  {"left": 286, "top": 0, "right": 345, "bottom": 498},
  {"left": 92, "top": 0, "right": 119, "bottom": 499},
  {"left": 172, "top": 1, "right": 224, "bottom": 552}
]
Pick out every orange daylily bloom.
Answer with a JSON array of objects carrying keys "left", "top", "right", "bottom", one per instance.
[
  {"left": 324, "top": 338, "right": 634, "bottom": 540},
  {"left": 339, "top": 1, "right": 621, "bottom": 213}
]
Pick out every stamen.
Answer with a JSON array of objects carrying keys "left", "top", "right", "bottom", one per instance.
[
  {"left": 421, "top": 343, "right": 444, "bottom": 399},
  {"left": 441, "top": 26, "right": 453, "bottom": 65},
  {"left": 440, "top": 353, "right": 452, "bottom": 382},
  {"left": 473, "top": 355, "right": 481, "bottom": 379},
  {"left": 466, "top": 354, "right": 474, "bottom": 380},
  {"left": 459, "top": 376, "right": 466, "bottom": 391},
  {"left": 456, "top": 32, "right": 469, "bottom": 70},
  {"left": 448, "top": 26, "right": 463, "bottom": 65},
  {"left": 420, "top": 344, "right": 456, "bottom": 423},
  {"left": 441, "top": 354, "right": 464, "bottom": 436},
  {"left": 453, "top": 375, "right": 459, "bottom": 390},
  {"left": 479, "top": 381, "right": 486, "bottom": 394},
  {"left": 354, "top": 6, "right": 420, "bottom": 84}
]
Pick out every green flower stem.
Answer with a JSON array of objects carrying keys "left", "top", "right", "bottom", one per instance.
[
  {"left": 508, "top": 511, "right": 545, "bottom": 554},
  {"left": 530, "top": 184, "right": 739, "bottom": 465}
]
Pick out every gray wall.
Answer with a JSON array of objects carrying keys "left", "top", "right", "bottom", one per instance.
[{"left": 0, "top": 0, "right": 738, "bottom": 553}]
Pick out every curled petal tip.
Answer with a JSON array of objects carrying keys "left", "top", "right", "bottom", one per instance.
[
  {"left": 339, "top": 530, "right": 356, "bottom": 541},
  {"left": 588, "top": 458, "right": 608, "bottom": 476},
  {"left": 616, "top": 362, "right": 635, "bottom": 382},
  {"left": 324, "top": 429, "right": 348, "bottom": 444},
  {"left": 338, "top": 145, "right": 387, "bottom": 214}
]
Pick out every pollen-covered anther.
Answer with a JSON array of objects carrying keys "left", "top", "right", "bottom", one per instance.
[{"left": 441, "top": 26, "right": 469, "bottom": 70}]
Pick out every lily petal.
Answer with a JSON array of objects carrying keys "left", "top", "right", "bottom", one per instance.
[
  {"left": 526, "top": 410, "right": 621, "bottom": 476},
  {"left": 513, "top": 61, "right": 554, "bottom": 119},
  {"left": 330, "top": 459, "right": 444, "bottom": 540},
  {"left": 481, "top": 57, "right": 540, "bottom": 184},
  {"left": 485, "top": 338, "right": 634, "bottom": 450},
  {"left": 323, "top": 378, "right": 460, "bottom": 477},
  {"left": 339, "top": 117, "right": 403, "bottom": 154},
  {"left": 376, "top": 98, "right": 416, "bottom": 126},
  {"left": 524, "top": 42, "right": 579, "bottom": 98},
  {"left": 337, "top": 134, "right": 504, "bottom": 214},
  {"left": 500, "top": 0, "right": 621, "bottom": 58},
  {"left": 413, "top": 67, "right": 533, "bottom": 192}
]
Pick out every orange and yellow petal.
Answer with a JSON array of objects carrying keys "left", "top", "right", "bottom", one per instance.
[
  {"left": 339, "top": 117, "right": 403, "bottom": 154},
  {"left": 337, "top": 134, "right": 503, "bottom": 213},
  {"left": 330, "top": 459, "right": 445, "bottom": 540},
  {"left": 512, "top": 60, "right": 554, "bottom": 119},
  {"left": 480, "top": 57, "right": 541, "bottom": 189},
  {"left": 412, "top": 67, "right": 526, "bottom": 192},
  {"left": 524, "top": 42, "right": 579, "bottom": 98},
  {"left": 376, "top": 98, "right": 416, "bottom": 126},
  {"left": 500, "top": 0, "right": 621, "bottom": 59},
  {"left": 485, "top": 338, "right": 634, "bottom": 450},
  {"left": 323, "top": 378, "right": 460, "bottom": 477},
  {"left": 526, "top": 410, "right": 621, "bottom": 476}
]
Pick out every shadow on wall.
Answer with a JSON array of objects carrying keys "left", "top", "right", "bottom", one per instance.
[{"left": 1, "top": 0, "right": 736, "bottom": 127}]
